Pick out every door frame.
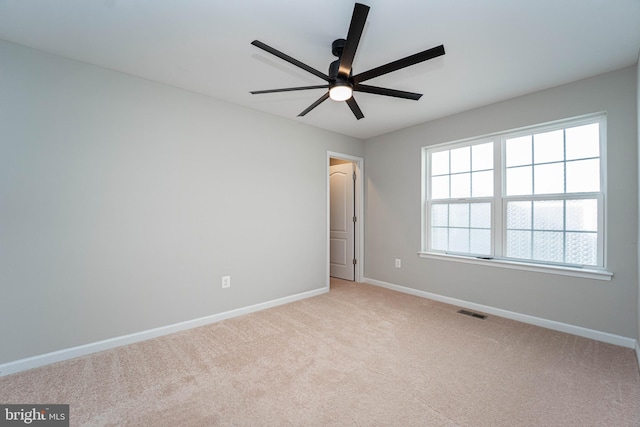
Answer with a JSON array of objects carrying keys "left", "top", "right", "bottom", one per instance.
[{"left": 326, "top": 151, "right": 364, "bottom": 287}]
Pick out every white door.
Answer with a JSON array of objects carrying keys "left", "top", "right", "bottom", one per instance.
[{"left": 330, "top": 162, "right": 355, "bottom": 280}]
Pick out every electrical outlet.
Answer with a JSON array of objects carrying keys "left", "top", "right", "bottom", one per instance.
[
  {"left": 395, "top": 259, "right": 401, "bottom": 268},
  {"left": 222, "top": 276, "right": 231, "bottom": 288}
]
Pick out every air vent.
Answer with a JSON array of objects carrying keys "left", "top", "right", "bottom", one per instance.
[{"left": 457, "top": 309, "right": 487, "bottom": 320}]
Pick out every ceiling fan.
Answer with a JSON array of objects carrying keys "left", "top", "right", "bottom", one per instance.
[{"left": 250, "top": 2, "right": 445, "bottom": 120}]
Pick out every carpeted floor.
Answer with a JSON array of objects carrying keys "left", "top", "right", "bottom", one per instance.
[{"left": 1, "top": 279, "right": 639, "bottom": 426}]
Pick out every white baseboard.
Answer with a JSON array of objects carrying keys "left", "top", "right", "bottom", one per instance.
[
  {"left": 636, "top": 341, "right": 640, "bottom": 370},
  {"left": 363, "top": 277, "right": 636, "bottom": 349},
  {"left": 0, "top": 287, "right": 328, "bottom": 377}
]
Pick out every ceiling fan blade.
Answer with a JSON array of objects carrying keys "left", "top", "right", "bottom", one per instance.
[
  {"left": 354, "top": 84, "right": 422, "bottom": 100},
  {"left": 346, "top": 96, "right": 364, "bottom": 120},
  {"left": 251, "top": 40, "right": 331, "bottom": 82},
  {"left": 352, "top": 44, "right": 445, "bottom": 84},
  {"left": 250, "top": 85, "right": 329, "bottom": 95},
  {"left": 298, "top": 92, "right": 330, "bottom": 117},
  {"left": 338, "top": 3, "right": 370, "bottom": 78}
]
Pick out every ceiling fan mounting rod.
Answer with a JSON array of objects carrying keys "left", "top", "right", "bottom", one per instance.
[{"left": 332, "top": 38, "right": 346, "bottom": 57}]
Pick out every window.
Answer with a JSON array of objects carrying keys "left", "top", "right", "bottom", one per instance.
[{"left": 422, "top": 113, "right": 606, "bottom": 273}]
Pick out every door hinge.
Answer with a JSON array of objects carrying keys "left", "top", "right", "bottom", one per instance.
[
  {"left": 353, "top": 216, "right": 357, "bottom": 223},
  {"left": 353, "top": 259, "right": 357, "bottom": 265},
  {"left": 353, "top": 171, "right": 357, "bottom": 181}
]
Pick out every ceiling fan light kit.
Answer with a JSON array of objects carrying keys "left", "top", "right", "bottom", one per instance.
[
  {"left": 250, "top": 2, "right": 445, "bottom": 120},
  {"left": 329, "top": 81, "right": 353, "bottom": 101}
]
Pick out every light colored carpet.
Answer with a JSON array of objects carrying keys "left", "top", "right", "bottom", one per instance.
[{"left": 1, "top": 279, "right": 639, "bottom": 426}]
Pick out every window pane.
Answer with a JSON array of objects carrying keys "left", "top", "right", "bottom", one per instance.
[
  {"left": 566, "top": 159, "right": 600, "bottom": 193},
  {"left": 532, "top": 231, "right": 563, "bottom": 263},
  {"left": 506, "top": 166, "right": 532, "bottom": 196},
  {"left": 449, "top": 228, "right": 469, "bottom": 253},
  {"left": 431, "top": 175, "right": 449, "bottom": 199},
  {"left": 507, "top": 201, "right": 532, "bottom": 229},
  {"left": 472, "top": 170, "right": 493, "bottom": 197},
  {"left": 450, "top": 147, "right": 470, "bottom": 173},
  {"left": 429, "top": 202, "right": 492, "bottom": 256},
  {"left": 451, "top": 173, "right": 471, "bottom": 198},
  {"left": 506, "top": 230, "right": 531, "bottom": 259},
  {"left": 566, "top": 199, "right": 597, "bottom": 231},
  {"left": 534, "top": 163, "right": 564, "bottom": 194},
  {"left": 431, "top": 227, "right": 448, "bottom": 251},
  {"left": 449, "top": 203, "right": 469, "bottom": 227},
  {"left": 506, "top": 135, "right": 532, "bottom": 167},
  {"left": 566, "top": 232, "right": 597, "bottom": 265},
  {"left": 470, "top": 203, "right": 491, "bottom": 228},
  {"left": 431, "top": 204, "right": 449, "bottom": 226},
  {"left": 472, "top": 142, "right": 493, "bottom": 171},
  {"left": 470, "top": 229, "right": 491, "bottom": 255},
  {"left": 431, "top": 151, "right": 450, "bottom": 175},
  {"left": 534, "top": 130, "right": 564, "bottom": 164},
  {"left": 533, "top": 200, "right": 564, "bottom": 231},
  {"left": 566, "top": 123, "right": 599, "bottom": 160}
]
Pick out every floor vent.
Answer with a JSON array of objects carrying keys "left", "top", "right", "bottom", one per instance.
[{"left": 457, "top": 309, "right": 487, "bottom": 320}]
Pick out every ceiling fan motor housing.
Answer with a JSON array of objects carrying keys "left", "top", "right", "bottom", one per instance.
[
  {"left": 329, "top": 59, "right": 341, "bottom": 79},
  {"left": 330, "top": 39, "right": 350, "bottom": 81}
]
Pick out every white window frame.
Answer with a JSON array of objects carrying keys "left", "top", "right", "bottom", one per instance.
[{"left": 420, "top": 113, "right": 612, "bottom": 281}]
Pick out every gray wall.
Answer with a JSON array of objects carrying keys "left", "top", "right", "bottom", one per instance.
[
  {"left": 0, "top": 40, "right": 364, "bottom": 364},
  {"left": 364, "top": 66, "right": 638, "bottom": 339}
]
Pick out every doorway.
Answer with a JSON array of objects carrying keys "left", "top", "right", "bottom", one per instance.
[{"left": 327, "top": 152, "right": 363, "bottom": 284}]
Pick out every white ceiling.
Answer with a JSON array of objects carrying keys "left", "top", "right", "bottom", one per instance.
[{"left": 1, "top": 0, "right": 639, "bottom": 139}]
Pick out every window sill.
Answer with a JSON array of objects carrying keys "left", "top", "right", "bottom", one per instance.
[{"left": 418, "top": 252, "right": 613, "bottom": 281}]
